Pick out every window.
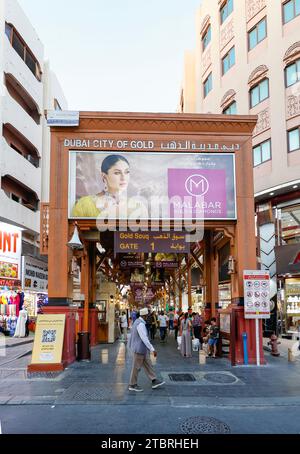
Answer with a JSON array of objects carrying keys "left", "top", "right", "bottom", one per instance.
[
  {"left": 5, "top": 23, "right": 12, "bottom": 40},
  {"left": 12, "top": 32, "right": 25, "bottom": 60},
  {"left": 288, "top": 128, "right": 300, "bottom": 152},
  {"left": 202, "top": 25, "right": 211, "bottom": 51},
  {"left": 221, "top": 0, "right": 233, "bottom": 24},
  {"left": 54, "top": 99, "right": 62, "bottom": 111},
  {"left": 204, "top": 73, "right": 212, "bottom": 98},
  {"left": 11, "top": 194, "right": 20, "bottom": 203},
  {"left": 248, "top": 18, "right": 267, "bottom": 50},
  {"left": 222, "top": 47, "right": 235, "bottom": 75},
  {"left": 283, "top": 0, "right": 300, "bottom": 24},
  {"left": 253, "top": 139, "right": 271, "bottom": 166},
  {"left": 281, "top": 204, "right": 300, "bottom": 245},
  {"left": 250, "top": 79, "right": 269, "bottom": 108},
  {"left": 5, "top": 23, "right": 41, "bottom": 81},
  {"left": 285, "top": 58, "right": 300, "bottom": 87},
  {"left": 223, "top": 101, "right": 237, "bottom": 114}
]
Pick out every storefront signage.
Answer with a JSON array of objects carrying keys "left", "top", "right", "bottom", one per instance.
[
  {"left": 0, "top": 279, "right": 21, "bottom": 288},
  {"left": 69, "top": 152, "right": 236, "bottom": 221},
  {"left": 47, "top": 110, "right": 79, "bottom": 127},
  {"left": 114, "top": 232, "right": 190, "bottom": 254},
  {"left": 21, "top": 256, "right": 48, "bottom": 292},
  {"left": 0, "top": 222, "right": 22, "bottom": 281},
  {"left": 65, "top": 139, "right": 241, "bottom": 152},
  {"left": 244, "top": 270, "right": 271, "bottom": 319},
  {"left": 31, "top": 314, "right": 65, "bottom": 364},
  {"left": 154, "top": 261, "right": 178, "bottom": 269},
  {"left": 120, "top": 260, "right": 144, "bottom": 269}
]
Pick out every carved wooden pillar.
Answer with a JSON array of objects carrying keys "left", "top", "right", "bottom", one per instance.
[
  {"left": 179, "top": 268, "right": 182, "bottom": 310},
  {"left": 187, "top": 256, "right": 192, "bottom": 309},
  {"left": 80, "top": 248, "right": 90, "bottom": 332}
]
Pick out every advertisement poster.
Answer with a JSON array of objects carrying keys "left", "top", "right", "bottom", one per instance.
[
  {"left": 31, "top": 315, "right": 65, "bottom": 364},
  {"left": 244, "top": 270, "right": 271, "bottom": 319},
  {"left": 22, "top": 256, "right": 48, "bottom": 292},
  {"left": 68, "top": 152, "right": 236, "bottom": 220},
  {"left": 0, "top": 222, "right": 22, "bottom": 281}
]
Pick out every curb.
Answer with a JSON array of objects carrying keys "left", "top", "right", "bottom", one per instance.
[{"left": 6, "top": 340, "right": 34, "bottom": 349}]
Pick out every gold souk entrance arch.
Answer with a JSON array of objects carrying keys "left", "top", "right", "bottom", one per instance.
[{"left": 29, "top": 111, "right": 264, "bottom": 372}]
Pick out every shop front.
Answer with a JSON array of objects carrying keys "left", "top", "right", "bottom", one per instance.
[
  {"left": 21, "top": 256, "right": 48, "bottom": 332},
  {"left": 0, "top": 221, "right": 23, "bottom": 337},
  {"left": 275, "top": 242, "right": 300, "bottom": 337},
  {"left": 29, "top": 111, "right": 264, "bottom": 372}
]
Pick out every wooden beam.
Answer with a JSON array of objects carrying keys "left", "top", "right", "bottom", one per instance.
[{"left": 190, "top": 250, "right": 204, "bottom": 274}]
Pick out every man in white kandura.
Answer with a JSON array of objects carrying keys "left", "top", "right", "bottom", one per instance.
[{"left": 128, "top": 308, "right": 165, "bottom": 392}]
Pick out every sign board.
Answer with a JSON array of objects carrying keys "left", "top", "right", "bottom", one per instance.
[
  {"left": 244, "top": 270, "right": 270, "bottom": 319},
  {"left": 31, "top": 314, "right": 65, "bottom": 364},
  {"left": 22, "top": 256, "right": 48, "bottom": 292},
  {"left": 69, "top": 152, "right": 236, "bottom": 220},
  {"left": 114, "top": 232, "right": 189, "bottom": 254},
  {"left": 47, "top": 110, "right": 79, "bottom": 127},
  {"left": 0, "top": 222, "right": 22, "bottom": 281}
]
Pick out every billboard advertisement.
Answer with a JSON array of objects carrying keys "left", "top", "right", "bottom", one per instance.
[
  {"left": 68, "top": 151, "right": 236, "bottom": 221},
  {"left": 0, "top": 222, "right": 22, "bottom": 281}
]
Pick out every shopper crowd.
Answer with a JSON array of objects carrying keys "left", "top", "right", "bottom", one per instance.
[{"left": 120, "top": 307, "right": 220, "bottom": 358}]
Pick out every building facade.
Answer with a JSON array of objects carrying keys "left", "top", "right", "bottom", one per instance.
[
  {"left": 0, "top": 0, "right": 67, "bottom": 322},
  {"left": 180, "top": 0, "right": 300, "bottom": 336},
  {"left": 0, "top": 0, "right": 67, "bottom": 253}
]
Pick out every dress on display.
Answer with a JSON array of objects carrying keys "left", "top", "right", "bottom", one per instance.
[{"left": 14, "top": 308, "right": 28, "bottom": 338}]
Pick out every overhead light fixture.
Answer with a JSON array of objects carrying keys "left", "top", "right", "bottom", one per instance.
[
  {"left": 293, "top": 185, "right": 298, "bottom": 189},
  {"left": 67, "top": 224, "right": 83, "bottom": 250},
  {"left": 270, "top": 192, "right": 274, "bottom": 196}
]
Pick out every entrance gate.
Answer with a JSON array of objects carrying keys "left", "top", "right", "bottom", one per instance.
[{"left": 29, "top": 112, "right": 263, "bottom": 372}]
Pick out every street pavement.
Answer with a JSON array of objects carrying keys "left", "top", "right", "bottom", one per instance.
[{"left": 0, "top": 332, "right": 300, "bottom": 434}]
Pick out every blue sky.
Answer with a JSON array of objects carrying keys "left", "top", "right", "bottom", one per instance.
[{"left": 18, "top": 0, "right": 201, "bottom": 112}]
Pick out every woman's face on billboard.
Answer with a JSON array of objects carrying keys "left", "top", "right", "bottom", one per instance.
[{"left": 102, "top": 160, "right": 130, "bottom": 194}]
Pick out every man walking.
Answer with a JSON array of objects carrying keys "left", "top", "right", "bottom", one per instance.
[{"left": 128, "top": 308, "right": 165, "bottom": 392}]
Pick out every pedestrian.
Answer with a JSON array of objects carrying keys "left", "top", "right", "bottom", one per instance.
[
  {"left": 179, "top": 312, "right": 192, "bottom": 357},
  {"left": 146, "top": 310, "right": 152, "bottom": 337},
  {"left": 173, "top": 310, "right": 180, "bottom": 340},
  {"left": 207, "top": 317, "right": 220, "bottom": 358},
  {"left": 158, "top": 311, "right": 169, "bottom": 342},
  {"left": 150, "top": 310, "right": 158, "bottom": 340},
  {"left": 131, "top": 307, "right": 138, "bottom": 323},
  {"left": 168, "top": 310, "right": 174, "bottom": 330},
  {"left": 192, "top": 312, "right": 202, "bottom": 342},
  {"left": 202, "top": 320, "right": 211, "bottom": 355},
  {"left": 128, "top": 308, "right": 165, "bottom": 392},
  {"left": 120, "top": 311, "right": 128, "bottom": 342}
]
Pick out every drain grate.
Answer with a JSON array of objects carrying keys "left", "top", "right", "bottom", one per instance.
[
  {"left": 169, "top": 373, "right": 196, "bottom": 382},
  {"left": 27, "top": 372, "right": 62, "bottom": 380},
  {"left": 73, "top": 387, "right": 109, "bottom": 401},
  {"left": 203, "top": 373, "right": 237, "bottom": 384},
  {"left": 180, "top": 416, "right": 231, "bottom": 434}
]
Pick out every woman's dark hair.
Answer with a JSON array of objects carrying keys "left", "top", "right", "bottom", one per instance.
[
  {"left": 101, "top": 155, "right": 129, "bottom": 174},
  {"left": 184, "top": 312, "right": 188, "bottom": 320}
]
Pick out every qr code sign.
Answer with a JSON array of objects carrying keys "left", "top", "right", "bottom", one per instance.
[{"left": 42, "top": 330, "right": 57, "bottom": 343}]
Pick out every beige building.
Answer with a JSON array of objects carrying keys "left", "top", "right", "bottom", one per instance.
[{"left": 180, "top": 0, "right": 300, "bottom": 335}]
